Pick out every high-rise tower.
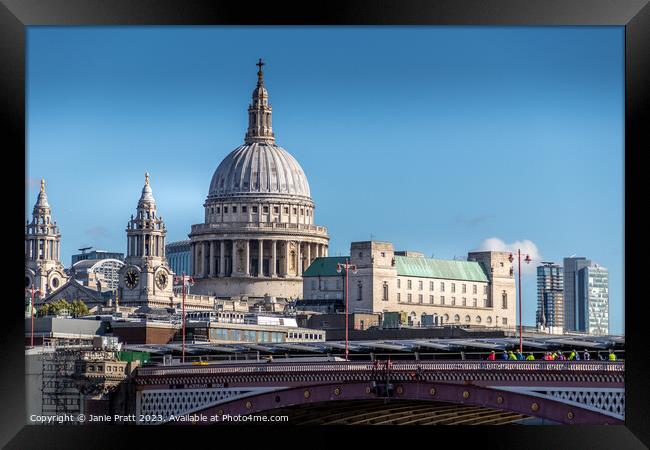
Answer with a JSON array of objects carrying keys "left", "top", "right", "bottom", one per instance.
[{"left": 536, "top": 262, "right": 564, "bottom": 331}]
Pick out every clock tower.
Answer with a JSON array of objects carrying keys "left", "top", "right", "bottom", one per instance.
[{"left": 118, "top": 173, "right": 174, "bottom": 308}]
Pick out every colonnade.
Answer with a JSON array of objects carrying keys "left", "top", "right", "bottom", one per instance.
[
  {"left": 25, "top": 237, "right": 61, "bottom": 262},
  {"left": 127, "top": 233, "right": 165, "bottom": 258},
  {"left": 190, "top": 238, "right": 328, "bottom": 279}
]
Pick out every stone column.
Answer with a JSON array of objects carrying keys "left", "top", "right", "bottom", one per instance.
[
  {"left": 232, "top": 240, "right": 237, "bottom": 275},
  {"left": 298, "top": 242, "right": 303, "bottom": 276},
  {"left": 141, "top": 234, "right": 146, "bottom": 257},
  {"left": 271, "top": 240, "right": 277, "bottom": 277},
  {"left": 192, "top": 243, "right": 197, "bottom": 276},
  {"left": 284, "top": 241, "right": 290, "bottom": 277},
  {"left": 258, "top": 239, "right": 264, "bottom": 277},
  {"left": 209, "top": 241, "right": 216, "bottom": 277},
  {"left": 306, "top": 243, "right": 311, "bottom": 268},
  {"left": 219, "top": 240, "right": 225, "bottom": 277},
  {"left": 202, "top": 242, "right": 208, "bottom": 277},
  {"left": 244, "top": 240, "right": 250, "bottom": 276}
]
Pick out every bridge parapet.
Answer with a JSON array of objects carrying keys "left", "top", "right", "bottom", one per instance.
[
  {"left": 137, "top": 360, "right": 624, "bottom": 377},
  {"left": 134, "top": 360, "right": 625, "bottom": 425}
]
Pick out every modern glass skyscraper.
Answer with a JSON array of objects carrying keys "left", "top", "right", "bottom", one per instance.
[
  {"left": 584, "top": 265, "right": 609, "bottom": 335},
  {"left": 563, "top": 257, "right": 590, "bottom": 331},
  {"left": 563, "top": 257, "right": 609, "bottom": 334},
  {"left": 536, "top": 262, "right": 564, "bottom": 330},
  {"left": 166, "top": 240, "right": 191, "bottom": 276}
]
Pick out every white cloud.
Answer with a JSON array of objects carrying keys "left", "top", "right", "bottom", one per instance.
[{"left": 475, "top": 237, "right": 542, "bottom": 275}]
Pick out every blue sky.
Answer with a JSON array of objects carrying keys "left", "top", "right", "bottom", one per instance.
[{"left": 26, "top": 26, "right": 624, "bottom": 333}]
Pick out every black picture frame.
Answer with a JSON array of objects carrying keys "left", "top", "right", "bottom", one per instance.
[{"left": 1, "top": 0, "right": 647, "bottom": 448}]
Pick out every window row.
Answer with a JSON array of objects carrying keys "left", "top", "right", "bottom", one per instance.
[
  {"left": 397, "top": 293, "right": 492, "bottom": 307},
  {"left": 440, "top": 314, "right": 507, "bottom": 325},
  {"left": 397, "top": 279, "right": 487, "bottom": 295},
  {"left": 208, "top": 205, "right": 312, "bottom": 216},
  {"left": 287, "top": 331, "right": 324, "bottom": 340}
]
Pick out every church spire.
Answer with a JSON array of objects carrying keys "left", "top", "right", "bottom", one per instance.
[
  {"left": 34, "top": 178, "right": 50, "bottom": 211},
  {"left": 245, "top": 58, "right": 275, "bottom": 145},
  {"left": 138, "top": 171, "right": 156, "bottom": 208}
]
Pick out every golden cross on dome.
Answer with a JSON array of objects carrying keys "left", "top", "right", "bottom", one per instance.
[
  {"left": 256, "top": 58, "right": 265, "bottom": 72},
  {"left": 145, "top": 172, "right": 150, "bottom": 185},
  {"left": 40, "top": 178, "right": 45, "bottom": 193}
]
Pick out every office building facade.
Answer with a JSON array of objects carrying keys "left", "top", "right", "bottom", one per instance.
[
  {"left": 166, "top": 240, "right": 192, "bottom": 276},
  {"left": 536, "top": 262, "right": 564, "bottom": 331},
  {"left": 71, "top": 248, "right": 124, "bottom": 266},
  {"left": 563, "top": 257, "right": 609, "bottom": 334},
  {"left": 303, "top": 241, "right": 516, "bottom": 328}
]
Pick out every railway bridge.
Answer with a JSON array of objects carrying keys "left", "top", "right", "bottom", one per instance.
[{"left": 134, "top": 360, "right": 624, "bottom": 425}]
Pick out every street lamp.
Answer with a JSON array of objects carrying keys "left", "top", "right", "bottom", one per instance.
[
  {"left": 174, "top": 272, "right": 194, "bottom": 364},
  {"left": 25, "top": 285, "right": 44, "bottom": 348},
  {"left": 509, "top": 250, "right": 531, "bottom": 354},
  {"left": 336, "top": 259, "right": 358, "bottom": 361}
]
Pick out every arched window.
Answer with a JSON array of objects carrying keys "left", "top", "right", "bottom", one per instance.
[
  {"left": 357, "top": 282, "right": 363, "bottom": 301},
  {"left": 502, "top": 291, "right": 508, "bottom": 309},
  {"left": 454, "top": 314, "right": 460, "bottom": 322},
  {"left": 476, "top": 316, "right": 482, "bottom": 324},
  {"left": 443, "top": 314, "right": 449, "bottom": 323},
  {"left": 465, "top": 315, "right": 471, "bottom": 323},
  {"left": 382, "top": 282, "right": 388, "bottom": 301}
]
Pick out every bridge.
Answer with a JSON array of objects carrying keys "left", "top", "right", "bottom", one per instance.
[{"left": 134, "top": 360, "right": 624, "bottom": 425}]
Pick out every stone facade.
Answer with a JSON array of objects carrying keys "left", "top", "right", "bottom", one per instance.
[
  {"left": 189, "top": 60, "right": 329, "bottom": 300},
  {"left": 25, "top": 179, "right": 68, "bottom": 300},
  {"left": 467, "top": 251, "right": 517, "bottom": 328},
  {"left": 303, "top": 241, "right": 517, "bottom": 328},
  {"left": 117, "top": 173, "right": 176, "bottom": 308}
]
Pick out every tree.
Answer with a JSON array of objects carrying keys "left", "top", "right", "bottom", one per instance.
[
  {"left": 38, "top": 299, "right": 69, "bottom": 317},
  {"left": 37, "top": 299, "right": 89, "bottom": 317},
  {"left": 69, "top": 299, "right": 89, "bottom": 318}
]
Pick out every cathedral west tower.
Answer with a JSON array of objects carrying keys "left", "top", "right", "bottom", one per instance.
[
  {"left": 25, "top": 179, "right": 67, "bottom": 299},
  {"left": 118, "top": 173, "right": 174, "bottom": 308}
]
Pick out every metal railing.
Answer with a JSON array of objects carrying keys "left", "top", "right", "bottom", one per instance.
[
  {"left": 136, "top": 359, "right": 624, "bottom": 378},
  {"left": 191, "top": 222, "right": 328, "bottom": 235}
]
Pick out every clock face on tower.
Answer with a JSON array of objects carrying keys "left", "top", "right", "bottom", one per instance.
[
  {"left": 124, "top": 267, "right": 139, "bottom": 289},
  {"left": 156, "top": 271, "right": 168, "bottom": 290}
]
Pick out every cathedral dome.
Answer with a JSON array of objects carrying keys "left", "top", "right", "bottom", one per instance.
[
  {"left": 207, "top": 59, "right": 311, "bottom": 202},
  {"left": 208, "top": 142, "right": 311, "bottom": 200}
]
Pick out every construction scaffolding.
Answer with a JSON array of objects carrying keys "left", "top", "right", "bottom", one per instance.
[{"left": 40, "top": 342, "right": 83, "bottom": 418}]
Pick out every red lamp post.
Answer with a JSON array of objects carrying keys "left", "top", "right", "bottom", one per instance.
[
  {"left": 509, "top": 250, "right": 531, "bottom": 354},
  {"left": 336, "top": 259, "right": 358, "bottom": 361},
  {"left": 25, "top": 286, "right": 44, "bottom": 348},
  {"left": 175, "top": 272, "right": 194, "bottom": 364}
]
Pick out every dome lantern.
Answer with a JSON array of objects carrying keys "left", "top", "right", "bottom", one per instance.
[{"left": 245, "top": 58, "right": 275, "bottom": 145}]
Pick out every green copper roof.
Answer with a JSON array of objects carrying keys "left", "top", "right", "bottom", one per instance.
[
  {"left": 303, "top": 257, "right": 349, "bottom": 277},
  {"left": 395, "top": 256, "right": 489, "bottom": 282}
]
